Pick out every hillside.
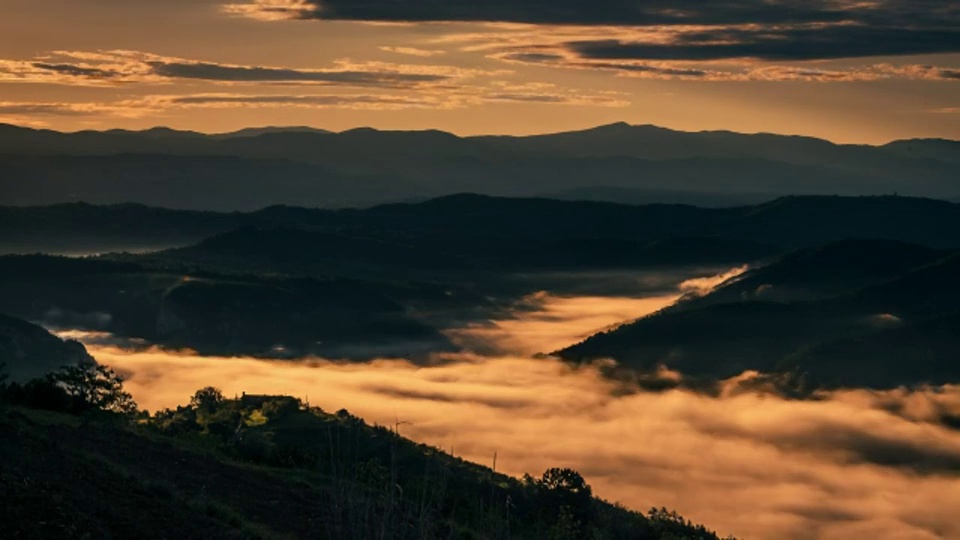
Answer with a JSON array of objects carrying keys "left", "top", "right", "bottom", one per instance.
[
  {"left": 557, "top": 241, "right": 960, "bottom": 389},
  {"left": 0, "top": 314, "right": 93, "bottom": 382},
  {"left": 4, "top": 195, "right": 960, "bottom": 359},
  {"left": 0, "top": 346, "right": 730, "bottom": 539},
  {"left": 0, "top": 256, "right": 464, "bottom": 359},
  {"left": 4, "top": 193, "right": 960, "bottom": 256}
]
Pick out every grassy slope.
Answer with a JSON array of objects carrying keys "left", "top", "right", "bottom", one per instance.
[{"left": 0, "top": 403, "right": 726, "bottom": 540}]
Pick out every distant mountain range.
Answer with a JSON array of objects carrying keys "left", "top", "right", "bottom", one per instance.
[{"left": 1, "top": 122, "right": 956, "bottom": 211}]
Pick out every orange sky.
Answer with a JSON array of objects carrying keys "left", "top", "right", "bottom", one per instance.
[{"left": 0, "top": 1, "right": 957, "bottom": 143}]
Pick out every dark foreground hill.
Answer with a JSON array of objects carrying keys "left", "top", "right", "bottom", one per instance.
[
  {"left": 0, "top": 409, "right": 726, "bottom": 539},
  {"left": 558, "top": 240, "right": 960, "bottom": 389},
  {"left": 0, "top": 339, "right": 730, "bottom": 539}
]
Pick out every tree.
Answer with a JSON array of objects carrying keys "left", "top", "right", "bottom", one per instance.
[
  {"left": 49, "top": 362, "right": 138, "bottom": 415},
  {"left": 189, "top": 386, "right": 225, "bottom": 414},
  {"left": 538, "top": 468, "right": 592, "bottom": 498},
  {"left": 534, "top": 468, "right": 595, "bottom": 537},
  {"left": 0, "top": 362, "right": 9, "bottom": 407},
  {"left": 153, "top": 406, "right": 201, "bottom": 434}
]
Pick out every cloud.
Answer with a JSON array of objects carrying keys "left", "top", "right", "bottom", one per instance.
[
  {"left": 679, "top": 265, "right": 749, "bottom": 296},
  {"left": 221, "top": 0, "right": 952, "bottom": 28},
  {"left": 379, "top": 46, "right": 447, "bottom": 57},
  {"left": 445, "top": 292, "right": 679, "bottom": 356},
  {"left": 0, "top": 83, "right": 629, "bottom": 123},
  {"left": 51, "top": 267, "right": 960, "bottom": 539},
  {"left": 155, "top": 93, "right": 442, "bottom": 110},
  {"left": 492, "top": 44, "right": 960, "bottom": 82},
  {"left": 147, "top": 61, "right": 446, "bottom": 86},
  {"left": 223, "top": 0, "right": 960, "bottom": 62},
  {"left": 222, "top": 0, "right": 318, "bottom": 21},
  {"left": 423, "top": 23, "right": 960, "bottom": 82},
  {"left": 0, "top": 94, "right": 439, "bottom": 120},
  {"left": 567, "top": 25, "right": 960, "bottom": 62},
  {"left": 88, "top": 344, "right": 960, "bottom": 540},
  {"left": 0, "top": 101, "right": 152, "bottom": 118},
  {"left": 0, "top": 50, "right": 490, "bottom": 88}
]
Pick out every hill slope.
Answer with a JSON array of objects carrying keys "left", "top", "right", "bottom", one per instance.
[
  {"left": 0, "top": 392, "right": 729, "bottom": 539},
  {"left": 557, "top": 241, "right": 960, "bottom": 389},
  {"left": 0, "top": 314, "right": 92, "bottom": 382}
]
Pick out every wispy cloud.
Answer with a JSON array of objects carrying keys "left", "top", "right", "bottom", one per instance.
[
  {"left": 486, "top": 35, "right": 960, "bottom": 82},
  {"left": 0, "top": 100, "right": 152, "bottom": 117},
  {"left": 0, "top": 50, "right": 494, "bottom": 88},
  {"left": 221, "top": 0, "right": 318, "bottom": 21},
  {"left": 379, "top": 46, "right": 447, "bottom": 58},
  {"left": 154, "top": 92, "right": 442, "bottom": 110},
  {"left": 0, "top": 82, "right": 628, "bottom": 124}
]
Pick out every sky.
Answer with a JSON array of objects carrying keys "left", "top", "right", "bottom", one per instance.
[{"left": 0, "top": 0, "right": 958, "bottom": 142}]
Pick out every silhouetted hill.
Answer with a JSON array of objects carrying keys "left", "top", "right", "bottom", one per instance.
[
  {"left": 0, "top": 394, "right": 729, "bottom": 539},
  {"left": 4, "top": 193, "right": 960, "bottom": 256},
  {"left": 783, "top": 312, "right": 960, "bottom": 389},
  {"left": 684, "top": 239, "right": 946, "bottom": 305},
  {"left": 719, "top": 195, "right": 960, "bottom": 248},
  {"left": 0, "top": 123, "right": 956, "bottom": 210},
  {"left": 0, "top": 202, "right": 239, "bottom": 254},
  {"left": 881, "top": 138, "right": 960, "bottom": 165},
  {"left": 5, "top": 196, "right": 960, "bottom": 360},
  {"left": 0, "top": 154, "right": 426, "bottom": 211},
  {"left": 838, "top": 252, "right": 960, "bottom": 318},
  {"left": 558, "top": 242, "right": 960, "bottom": 389},
  {"left": 212, "top": 126, "right": 332, "bottom": 139},
  {"left": 0, "top": 314, "right": 92, "bottom": 382},
  {"left": 536, "top": 186, "right": 772, "bottom": 207},
  {"left": 0, "top": 255, "right": 460, "bottom": 359},
  {"left": 177, "top": 227, "right": 472, "bottom": 275}
]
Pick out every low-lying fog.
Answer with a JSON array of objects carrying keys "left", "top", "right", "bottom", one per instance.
[{"left": 64, "top": 267, "right": 960, "bottom": 540}]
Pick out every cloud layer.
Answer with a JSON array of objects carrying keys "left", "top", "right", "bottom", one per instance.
[
  {"left": 225, "top": 0, "right": 960, "bottom": 61},
  {"left": 59, "top": 274, "right": 960, "bottom": 539},
  {"left": 0, "top": 50, "right": 488, "bottom": 88},
  {"left": 465, "top": 26, "right": 960, "bottom": 82},
  {"left": 91, "top": 345, "right": 960, "bottom": 540},
  {"left": 221, "top": 1, "right": 960, "bottom": 85}
]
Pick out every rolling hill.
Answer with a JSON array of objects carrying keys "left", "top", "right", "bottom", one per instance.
[{"left": 557, "top": 241, "right": 960, "bottom": 389}]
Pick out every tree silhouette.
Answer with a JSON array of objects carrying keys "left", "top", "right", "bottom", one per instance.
[
  {"left": 535, "top": 468, "right": 595, "bottom": 537},
  {"left": 538, "top": 468, "right": 592, "bottom": 498},
  {"left": 189, "top": 386, "right": 224, "bottom": 414},
  {"left": 49, "top": 363, "right": 137, "bottom": 415}
]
